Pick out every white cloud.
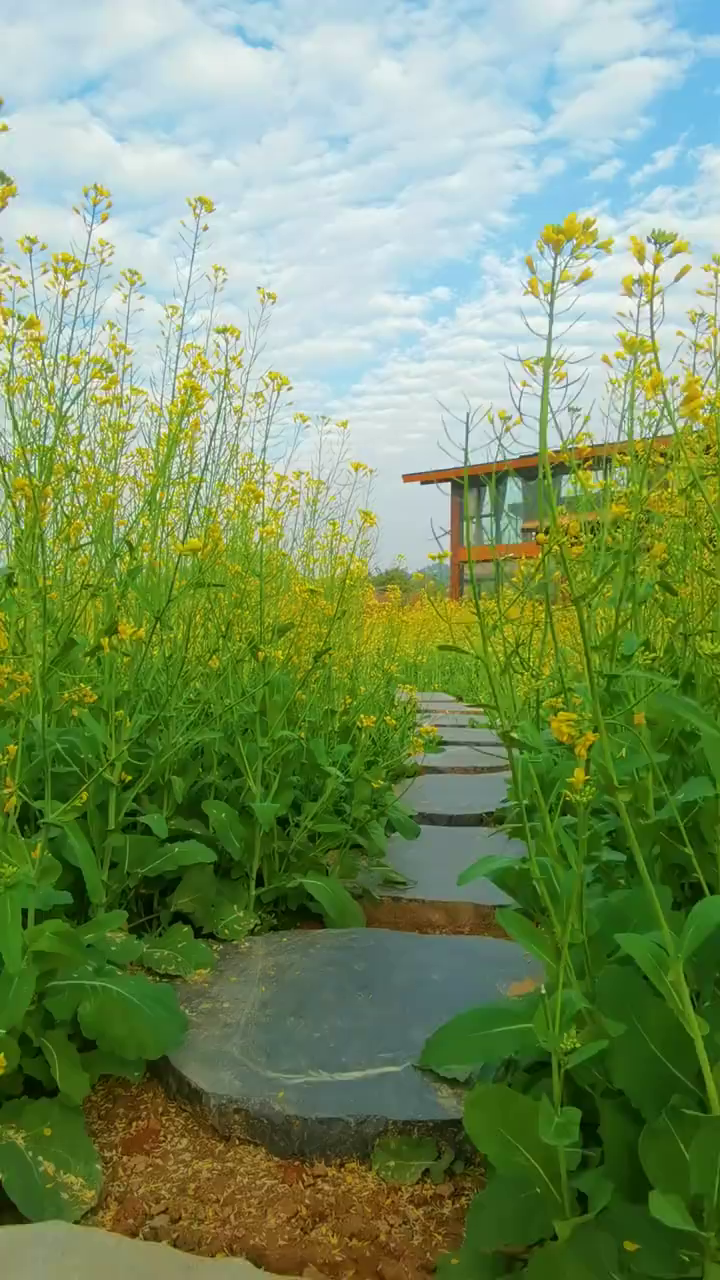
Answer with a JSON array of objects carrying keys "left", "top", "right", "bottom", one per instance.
[
  {"left": 0, "top": 0, "right": 717, "bottom": 564},
  {"left": 587, "top": 158, "right": 625, "bottom": 182},
  {"left": 629, "top": 140, "right": 683, "bottom": 185}
]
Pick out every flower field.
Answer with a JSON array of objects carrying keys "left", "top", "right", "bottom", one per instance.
[{"left": 5, "top": 95, "right": 720, "bottom": 1276}]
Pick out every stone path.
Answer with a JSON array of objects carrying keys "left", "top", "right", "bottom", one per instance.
[
  {"left": 164, "top": 693, "right": 531, "bottom": 1160},
  {"left": 2, "top": 1222, "right": 282, "bottom": 1280}
]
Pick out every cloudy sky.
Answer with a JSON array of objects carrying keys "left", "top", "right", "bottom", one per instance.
[{"left": 1, "top": 0, "right": 719, "bottom": 564}]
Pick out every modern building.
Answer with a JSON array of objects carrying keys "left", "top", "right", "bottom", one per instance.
[{"left": 403, "top": 436, "right": 671, "bottom": 599}]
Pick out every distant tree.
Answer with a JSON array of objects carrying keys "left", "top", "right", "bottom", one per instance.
[{"left": 370, "top": 566, "right": 414, "bottom": 597}]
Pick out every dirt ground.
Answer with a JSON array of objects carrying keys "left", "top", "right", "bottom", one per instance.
[{"left": 85, "top": 1078, "right": 480, "bottom": 1280}]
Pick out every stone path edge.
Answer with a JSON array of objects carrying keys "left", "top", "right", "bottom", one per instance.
[{"left": 155, "top": 1057, "right": 471, "bottom": 1161}]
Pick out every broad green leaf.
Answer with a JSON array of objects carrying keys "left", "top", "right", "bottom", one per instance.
[
  {"left": 538, "top": 1095, "right": 582, "bottom": 1149},
  {"left": 138, "top": 811, "right": 169, "bottom": 839},
  {"left": 0, "top": 887, "right": 24, "bottom": 973},
  {"left": 648, "top": 1189, "right": 698, "bottom": 1234},
  {"left": 39, "top": 1028, "right": 91, "bottom": 1104},
  {"left": 494, "top": 908, "right": 556, "bottom": 972},
  {"left": 0, "top": 962, "right": 36, "bottom": 1031},
  {"left": 80, "top": 1050, "right": 145, "bottom": 1085},
  {"left": 565, "top": 1039, "right": 608, "bottom": 1069},
  {"left": 639, "top": 1099, "right": 703, "bottom": 1201},
  {"left": 76, "top": 910, "right": 129, "bottom": 941},
  {"left": 679, "top": 896, "right": 720, "bottom": 961},
  {"left": 386, "top": 803, "right": 422, "bottom": 841},
  {"left": 464, "top": 1083, "right": 567, "bottom": 1204},
  {"left": 462, "top": 1173, "right": 556, "bottom": 1252},
  {"left": 457, "top": 853, "right": 523, "bottom": 887},
  {"left": 615, "top": 933, "right": 681, "bottom": 1016},
  {"left": 300, "top": 871, "right": 366, "bottom": 928},
  {"left": 202, "top": 800, "right": 248, "bottom": 860},
  {"left": 596, "top": 966, "right": 702, "bottom": 1119},
  {"left": 250, "top": 800, "right": 281, "bottom": 832},
  {"left": 594, "top": 1095, "right": 645, "bottom": 1203},
  {"left": 371, "top": 1136, "right": 447, "bottom": 1185},
  {"left": 169, "top": 864, "right": 218, "bottom": 921},
  {"left": 54, "top": 821, "right": 104, "bottom": 906},
  {"left": 651, "top": 691, "right": 720, "bottom": 742},
  {"left": 143, "top": 923, "right": 215, "bottom": 977},
  {"left": 603, "top": 1195, "right": 702, "bottom": 1275},
  {"left": 688, "top": 1115, "right": 720, "bottom": 1207},
  {"left": 525, "top": 1225, "right": 619, "bottom": 1279},
  {"left": 129, "top": 837, "right": 216, "bottom": 878},
  {"left": 46, "top": 965, "right": 187, "bottom": 1060},
  {"left": 419, "top": 996, "right": 540, "bottom": 1079},
  {"left": 0, "top": 1097, "right": 102, "bottom": 1221}
]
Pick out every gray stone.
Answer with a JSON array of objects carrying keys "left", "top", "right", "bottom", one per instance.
[
  {"left": 401, "top": 691, "right": 458, "bottom": 703},
  {"left": 0, "top": 1222, "right": 280, "bottom": 1280},
  {"left": 413, "top": 745, "right": 508, "bottom": 772},
  {"left": 420, "top": 713, "right": 490, "bottom": 729},
  {"left": 162, "top": 930, "right": 538, "bottom": 1158},
  {"left": 382, "top": 826, "right": 523, "bottom": 906},
  {"left": 432, "top": 726, "right": 505, "bottom": 748},
  {"left": 396, "top": 772, "right": 510, "bottom": 824}
]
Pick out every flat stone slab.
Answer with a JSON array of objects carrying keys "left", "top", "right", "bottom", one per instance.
[
  {"left": 398, "top": 690, "right": 458, "bottom": 705},
  {"left": 396, "top": 772, "right": 510, "bottom": 824},
  {"left": 381, "top": 826, "right": 522, "bottom": 905},
  {"left": 163, "top": 930, "right": 537, "bottom": 1158},
  {"left": 413, "top": 745, "right": 508, "bottom": 772},
  {"left": 433, "top": 725, "right": 505, "bottom": 748},
  {"left": 421, "top": 713, "right": 490, "bottom": 728},
  {"left": 2, "top": 1222, "right": 279, "bottom": 1280}
]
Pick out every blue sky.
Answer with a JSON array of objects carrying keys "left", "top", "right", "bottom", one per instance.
[{"left": 1, "top": 0, "right": 719, "bottom": 564}]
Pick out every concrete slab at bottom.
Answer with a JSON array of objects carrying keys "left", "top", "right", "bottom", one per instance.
[{"left": 0, "top": 1222, "right": 288, "bottom": 1280}]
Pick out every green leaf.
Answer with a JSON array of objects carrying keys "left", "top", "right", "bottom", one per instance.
[
  {"left": 76, "top": 910, "right": 129, "bottom": 941},
  {"left": 202, "top": 800, "right": 248, "bottom": 860},
  {"left": 300, "top": 871, "right": 366, "bottom": 928},
  {"left": 525, "top": 1226, "right": 618, "bottom": 1279},
  {"left": 598, "top": 1097, "right": 649, "bottom": 1202},
  {"left": 39, "top": 1028, "right": 91, "bottom": 1104},
  {"left": 596, "top": 966, "right": 702, "bottom": 1119},
  {"left": 639, "top": 1099, "right": 702, "bottom": 1200},
  {"left": 0, "top": 887, "right": 24, "bottom": 973},
  {"left": 419, "top": 996, "right": 540, "bottom": 1079},
  {"left": 688, "top": 1116, "right": 720, "bottom": 1207},
  {"left": 615, "top": 933, "right": 681, "bottom": 1015},
  {"left": 0, "top": 962, "right": 36, "bottom": 1031},
  {"left": 457, "top": 853, "right": 523, "bottom": 887},
  {"left": 680, "top": 896, "right": 720, "bottom": 961},
  {"left": 464, "top": 1083, "right": 567, "bottom": 1205},
  {"left": 565, "top": 1039, "right": 608, "bottom": 1069},
  {"left": 138, "top": 812, "right": 169, "bottom": 839},
  {"left": 125, "top": 836, "right": 216, "bottom": 878},
  {"left": 250, "top": 800, "right": 281, "bottom": 832},
  {"left": 603, "top": 1195, "right": 702, "bottom": 1275},
  {"left": 538, "top": 1095, "right": 582, "bottom": 1149},
  {"left": 371, "top": 1136, "right": 448, "bottom": 1185},
  {"left": 80, "top": 1050, "right": 145, "bottom": 1086},
  {"left": 0, "top": 1097, "right": 102, "bottom": 1221},
  {"left": 46, "top": 965, "right": 187, "bottom": 1060},
  {"left": 648, "top": 1189, "right": 698, "bottom": 1234},
  {"left": 652, "top": 691, "right": 720, "bottom": 743},
  {"left": 494, "top": 908, "right": 556, "bottom": 973},
  {"left": 386, "top": 803, "right": 422, "bottom": 841},
  {"left": 143, "top": 924, "right": 215, "bottom": 978},
  {"left": 54, "top": 820, "right": 104, "bottom": 906},
  {"left": 462, "top": 1172, "right": 556, "bottom": 1252}
]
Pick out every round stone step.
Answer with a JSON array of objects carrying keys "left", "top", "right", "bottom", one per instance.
[
  {"left": 432, "top": 725, "right": 505, "bottom": 748},
  {"left": 380, "top": 826, "right": 522, "bottom": 906},
  {"left": 420, "top": 713, "right": 489, "bottom": 729},
  {"left": 396, "top": 772, "right": 510, "bottom": 824},
  {"left": 162, "top": 930, "right": 539, "bottom": 1159},
  {"left": 413, "top": 745, "right": 508, "bottom": 773}
]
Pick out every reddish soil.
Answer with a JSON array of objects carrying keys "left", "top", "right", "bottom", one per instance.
[
  {"left": 363, "top": 898, "right": 506, "bottom": 938},
  {"left": 85, "top": 1078, "right": 479, "bottom": 1279}
]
